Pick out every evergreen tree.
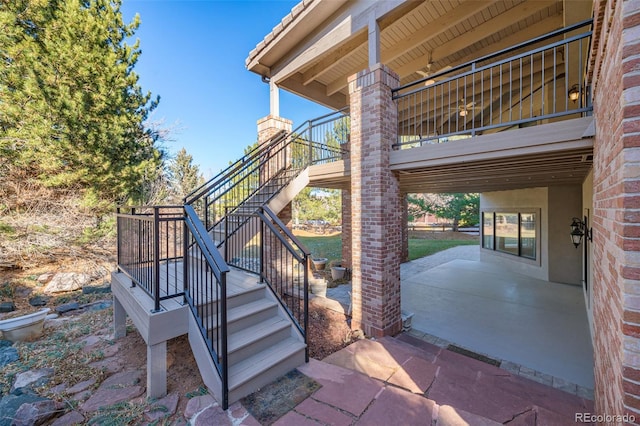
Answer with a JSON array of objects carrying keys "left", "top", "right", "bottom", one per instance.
[
  {"left": 167, "top": 148, "right": 204, "bottom": 202},
  {"left": 0, "top": 0, "right": 163, "bottom": 212}
]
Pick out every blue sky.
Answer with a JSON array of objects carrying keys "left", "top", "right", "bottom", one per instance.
[{"left": 120, "top": 1, "right": 330, "bottom": 177}]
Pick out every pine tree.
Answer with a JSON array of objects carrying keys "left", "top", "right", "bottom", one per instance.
[
  {"left": 0, "top": 0, "right": 163, "bottom": 212},
  {"left": 167, "top": 148, "right": 204, "bottom": 203}
]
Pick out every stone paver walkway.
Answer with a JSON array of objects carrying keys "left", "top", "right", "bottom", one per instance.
[{"left": 274, "top": 334, "right": 593, "bottom": 425}]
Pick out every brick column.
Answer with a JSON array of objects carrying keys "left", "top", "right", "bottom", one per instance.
[
  {"left": 257, "top": 115, "right": 292, "bottom": 144},
  {"left": 341, "top": 189, "right": 352, "bottom": 267},
  {"left": 401, "top": 194, "right": 409, "bottom": 263},
  {"left": 591, "top": 0, "right": 640, "bottom": 418},
  {"left": 348, "top": 64, "right": 402, "bottom": 337}
]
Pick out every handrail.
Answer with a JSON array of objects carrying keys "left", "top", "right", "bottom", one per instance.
[
  {"left": 256, "top": 206, "right": 310, "bottom": 361},
  {"left": 394, "top": 19, "right": 593, "bottom": 95},
  {"left": 393, "top": 21, "right": 593, "bottom": 147},
  {"left": 183, "top": 204, "right": 230, "bottom": 409}
]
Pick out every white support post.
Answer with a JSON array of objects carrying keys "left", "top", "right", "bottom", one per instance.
[
  {"left": 147, "top": 341, "right": 167, "bottom": 399},
  {"left": 270, "top": 80, "right": 280, "bottom": 117},
  {"left": 368, "top": 16, "right": 380, "bottom": 67},
  {"left": 113, "top": 296, "right": 126, "bottom": 339}
]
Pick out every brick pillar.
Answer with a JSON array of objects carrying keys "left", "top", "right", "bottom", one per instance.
[
  {"left": 257, "top": 115, "right": 292, "bottom": 144},
  {"left": 591, "top": 0, "right": 640, "bottom": 418},
  {"left": 348, "top": 64, "right": 402, "bottom": 337},
  {"left": 341, "top": 189, "right": 352, "bottom": 267},
  {"left": 401, "top": 194, "right": 409, "bottom": 263}
]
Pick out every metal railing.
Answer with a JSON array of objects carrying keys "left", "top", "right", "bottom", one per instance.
[
  {"left": 393, "top": 20, "right": 593, "bottom": 148},
  {"left": 116, "top": 206, "right": 186, "bottom": 312},
  {"left": 184, "top": 108, "right": 350, "bottom": 235},
  {"left": 183, "top": 205, "right": 231, "bottom": 408},
  {"left": 223, "top": 206, "right": 310, "bottom": 361}
]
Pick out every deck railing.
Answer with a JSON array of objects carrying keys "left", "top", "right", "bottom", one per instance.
[
  {"left": 116, "top": 206, "right": 186, "bottom": 312},
  {"left": 392, "top": 19, "right": 593, "bottom": 148}
]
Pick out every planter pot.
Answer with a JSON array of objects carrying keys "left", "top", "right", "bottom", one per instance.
[
  {"left": 0, "top": 308, "right": 50, "bottom": 342},
  {"left": 311, "top": 258, "right": 328, "bottom": 271},
  {"left": 331, "top": 266, "right": 347, "bottom": 280},
  {"left": 310, "top": 281, "right": 327, "bottom": 298}
]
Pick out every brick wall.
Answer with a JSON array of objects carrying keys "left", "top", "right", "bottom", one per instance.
[
  {"left": 591, "top": 0, "right": 640, "bottom": 419},
  {"left": 341, "top": 189, "right": 352, "bottom": 266},
  {"left": 348, "top": 64, "right": 403, "bottom": 337}
]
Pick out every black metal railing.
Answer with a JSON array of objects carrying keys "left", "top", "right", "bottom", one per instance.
[
  {"left": 223, "top": 206, "right": 310, "bottom": 361},
  {"left": 183, "top": 204, "right": 231, "bottom": 408},
  {"left": 184, "top": 108, "right": 350, "bottom": 235},
  {"left": 393, "top": 20, "right": 593, "bottom": 148},
  {"left": 116, "top": 206, "right": 186, "bottom": 312}
]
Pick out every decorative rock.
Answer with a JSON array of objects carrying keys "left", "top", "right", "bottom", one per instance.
[
  {"left": 82, "top": 284, "right": 112, "bottom": 295},
  {"left": 0, "top": 340, "right": 12, "bottom": 348},
  {"left": 99, "top": 370, "right": 142, "bottom": 389},
  {"left": 28, "top": 295, "right": 50, "bottom": 307},
  {"left": 11, "top": 368, "right": 54, "bottom": 392},
  {"left": 193, "top": 405, "right": 231, "bottom": 426},
  {"left": 83, "top": 300, "right": 112, "bottom": 311},
  {"left": 55, "top": 302, "right": 80, "bottom": 314},
  {"left": 0, "top": 347, "right": 19, "bottom": 367},
  {"left": 184, "top": 394, "right": 216, "bottom": 419},
  {"left": 0, "top": 389, "right": 48, "bottom": 425},
  {"left": 12, "top": 399, "right": 65, "bottom": 426},
  {"left": 37, "top": 273, "right": 54, "bottom": 284},
  {"left": 88, "top": 357, "right": 124, "bottom": 374},
  {"left": 44, "top": 273, "right": 91, "bottom": 294},
  {"left": 66, "top": 378, "right": 96, "bottom": 394},
  {"left": 0, "top": 302, "right": 15, "bottom": 313},
  {"left": 80, "top": 385, "right": 144, "bottom": 412},
  {"left": 144, "top": 392, "right": 179, "bottom": 422},
  {"left": 50, "top": 410, "right": 85, "bottom": 426}
]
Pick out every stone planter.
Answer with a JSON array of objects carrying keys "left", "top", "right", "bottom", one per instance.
[
  {"left": 310, "top": 280, "right": 327, "bottom": 298},
  {"left": 0, "top": 308, "right": 50, "bottom": 342},
  {"left": 331, "top": 266, "right": 347, "bottom": 280},
  {"left": 311, "top": 258, "right": 328, "bottom": 271}
]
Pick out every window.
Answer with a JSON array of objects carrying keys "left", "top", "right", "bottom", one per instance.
[{"left": 482, "top": 211, "right": 537, "bottom": 260}]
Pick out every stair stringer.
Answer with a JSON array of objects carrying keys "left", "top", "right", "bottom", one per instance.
[
  {"left": 267, "top": 167, "right": 309, "bottom": 215},
  {"left": 187, "top": 311, "right": 224, "bottom": 404}
]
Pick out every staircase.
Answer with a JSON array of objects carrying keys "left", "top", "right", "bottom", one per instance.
[{"left": 115, "top": 109, "right": 349, "bottom": 409}]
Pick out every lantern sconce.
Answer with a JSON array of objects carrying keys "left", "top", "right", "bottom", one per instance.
[
  {"left": 570, "top": 216, "right": 592, "bottom": 248},
  {"left": 568, "top": 84, "right": 580, "bottom": 103}
]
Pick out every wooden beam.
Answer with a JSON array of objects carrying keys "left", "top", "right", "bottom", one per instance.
[
  {"left": 394, "top": 1, "right": 559, "bottom": 79},
  {"left": 301, "top": 32, "right": 367, "bottom": 85},
  {"left": 384, "top": 0, "right": 499, "bottom": 65}
]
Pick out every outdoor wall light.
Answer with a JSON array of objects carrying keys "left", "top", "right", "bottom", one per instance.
[
  {"left": 568, "top": 84, "right": 580, "bottom": 103},
  {"left": 570, "top": 216, "right": 592, "bottom": 248}
]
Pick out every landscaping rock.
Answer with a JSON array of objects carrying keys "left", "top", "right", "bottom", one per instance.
[
  {"left": 0, "top": 347, "right": 18, "bottom": 367},
  {"left": 88, "top": 357, "right": 124, "bottom": 374},
  {"left": 28, "top": 295, "right": 50, "bottom": 307},
  {"left": 0, "top": 340, "right": 11, "bottom": 348},
  {"left": 144, "top": 392, "right": 179, "bottom": 422},
  {"left": 11, "top": 368, "right": 54, "bottom": 392},
  {"left": 37, "top": 273, "right": 54, "bottom": 284},
  {"left": 55, "top": 302, "right": 80, "bottom": 314},
  {"left": 66, "top": 378, "right": 96, "bottom": 394},
  {"left": 0, "top": 389, "right": 48, "bottom": 426},
  {"left": 44, "top": 273, "right": 91, "bottom": 294},
  {"left": 99, "top": 370, "right": 143, "bottom": 389},
  {"left": 0, "top": 302, "right": 15, "bottom": 313},
  {"left": 80, "top": 385, "right": 144, "bottom": 412},
  {"left": 50, "top": 410, "right": 85, "bottom": 426},
  {"left": 82, "top": 284, "right": 111, "bottom": 295},
  {"left": 192, "top": 405, "right": 231, "bottom": 426},
  {"left": 83, "top": 300, "right": 112, "bottom": 311},
  {"left": 12, "top": 398, "right": 65, "bottom": 426},
  {"left": 184, "top": 394, "right": 216, "bottom": 419}
]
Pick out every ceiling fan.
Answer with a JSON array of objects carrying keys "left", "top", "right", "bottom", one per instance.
[
  {"left": 452, "top": 99, "right": 480, "bottom": 117},
  {"left": 416, "top": 57, "right": 452, "bottom": 86}
]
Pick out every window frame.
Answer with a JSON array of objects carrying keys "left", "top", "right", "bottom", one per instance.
[{"left": 481, "top": 209, "right": 540, "bottom": 263}]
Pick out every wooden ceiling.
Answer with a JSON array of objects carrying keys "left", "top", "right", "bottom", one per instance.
[{"left": 246, "top": 0, "right": 591, "bottom": 110}]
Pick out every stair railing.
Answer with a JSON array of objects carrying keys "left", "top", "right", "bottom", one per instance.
[{"left": 183, "top": 204, "right": 231, "bottom": 409}]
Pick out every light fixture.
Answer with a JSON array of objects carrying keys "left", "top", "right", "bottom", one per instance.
[
  {"left": 570, "top": 216, "right": 592, "bottom": 248},
  {"left": 568, "top": 84, "right": 580, "bottom": 103}
]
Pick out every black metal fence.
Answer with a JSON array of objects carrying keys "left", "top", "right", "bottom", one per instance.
[
  {"left": 393, "top": 20, "right": 593, "bottom": 148},
  {"left": 116, "top": 206, "right": 185, "bottom": 312}
]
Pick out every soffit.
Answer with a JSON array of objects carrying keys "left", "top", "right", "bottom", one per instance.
[{"left": 246, "top": 0, "right": 590, "bottom": 110}]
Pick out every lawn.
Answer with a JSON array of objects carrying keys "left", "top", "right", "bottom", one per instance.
[{"left": 295, "top": 233, "right": 479, "bottom": 263}]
